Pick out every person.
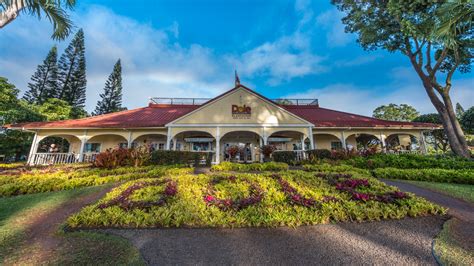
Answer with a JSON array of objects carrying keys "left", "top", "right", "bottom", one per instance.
[
  {"left": 49, "top": 143, "right": 58, "bottom": 153},
  {"left": 293, "top": 143, "right": 298, "bottom": 150}
]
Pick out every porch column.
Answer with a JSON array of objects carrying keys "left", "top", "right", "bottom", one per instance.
[
  {"left": 127, "top": 131, "right": 132, "bottom": 148},
  {"left": 379, "top": 132, "right": 386, "bottom": 152},
  {"left": 27, "top": 132, "right": 39, "bottom": 165},
  {"left": 301, "top": 136, "right": 305, "bottom": 151},
  {"left": 308, "top": 127, "right": 314, "bottom": 149},
  {"left": 172, "top": 138, "right": 177, "bottom": 150},
  {"left": 166, "top": 127, "right": 172, "bottom": 150},
  {"left": 259, "top": 137, "right": 263, "bottom": 162},
  {"left": 78, "top": 137, "right": 87, "bottom": 162},
  {"left": 215, "top": 127, "right": 221, "bottom": 164},
  {"left": 340, "top": 131, "right": 347, "bottom": 149}
]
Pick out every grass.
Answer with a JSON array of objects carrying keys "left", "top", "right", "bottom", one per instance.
[
  {"left": 0, "top": 186, "right": 143, "bottom": 265},
  {"left": 434, "top": 219, "right": 474, "bottom": 266},
  {"left": 68, "top": 170, "right": 445, "bottom": 228},
  {"left": 401, "top": 180, "right": 474, "bottom": 204}
]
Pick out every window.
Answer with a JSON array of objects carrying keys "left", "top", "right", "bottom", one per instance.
[
  {"left": 192, "top": 142, "right": 210, "bottom": 151},
  {"left": 84, "top": 143, "right": 101, "bottom": 153},
  {"left": 331, "top": 141, "right": 343, "bottom": 150},
  {"left": 158, "top": 143, "right": 165, "bottom": 150}
]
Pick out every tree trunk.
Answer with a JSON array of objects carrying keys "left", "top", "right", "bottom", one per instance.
[
  {"left": 0, "top": 1, "right": 25, "bottom": 28},
  {"left": 441, "top": 92, "right": 470, "bottom": 153}
]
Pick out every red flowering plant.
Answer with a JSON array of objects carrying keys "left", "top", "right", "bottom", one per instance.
[
  {"left": 203, "top": 175, "right": 264, "bottom": 211},
  {"left": 227, "top": 145, "right": 241, "bottom": 159},
  {"left": 98, "top": 179, "right": 178, "bottom": 210},
  {"left": 272, "top": 174, "right": 337, "bottom": 208},
  {"left": 316, "top": 173, "right": 409, "bottom": 204}
]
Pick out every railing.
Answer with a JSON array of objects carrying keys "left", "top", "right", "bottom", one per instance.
[
  {"left": 29, "top": 152, "right": 100, "bottom": 165},
  {"left": 149, "top": 97, "right": 319, "bottom": 106}
]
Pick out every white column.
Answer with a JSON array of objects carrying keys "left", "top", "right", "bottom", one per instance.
[
  {"left": 78, "top": 137, "right": 87, "bottom": 162},
  {"left": 215, "top": 127, "right": 221, "bottom": 164},
  {"left": 172, "top": 138, "right": 177, "bottom": 150},
  {"left": 27, "top": 132, "right": 39, "bottom": 165},
  {"left": 259, "top": 137, "right": 263, "bottom": 162},
  {"left": 308, "top": 127, "right": 314, "bottom": 150},
  {"left": 301, "top": 136, "right": 305, "bottom": 151},
  {"left": 127, "top": 131, "right": 132, "bottom": 148},
  {"left": 166, "top": 127, "right": 172, "bottom": 150},
  {"left": 379, "top": 132, "right": 386, "bottom": 152},
  {"left": 341, "top": 131, "right": 347, "bottom": 149}
]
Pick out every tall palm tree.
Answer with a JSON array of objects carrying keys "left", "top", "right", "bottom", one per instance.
[
  {"left": 0, "top": 0, "right": 76, "bottom": 40},
  {"left": 435, "top": 0, "right": 474, "bottom": 48}
]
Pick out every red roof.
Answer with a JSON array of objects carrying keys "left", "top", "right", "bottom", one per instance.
[
  {"left": 283, "top": 105, "right": 438, "bottom": 128},
  {"left": 8, "top": 85, "right": 439, "bottom": 129}
]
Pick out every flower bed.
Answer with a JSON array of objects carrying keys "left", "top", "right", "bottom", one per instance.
[
  {"left": 211, "top": 162, "right": 289, "bottom": 172},
  {"left": 67, "top": 170, "right": 445, "bottom": 228},
  {"left": 203, "top": 175, "right": 264, "bottom": 211},
  {"left": 0, "top": 165, "right": 191, "bottom": 196}
]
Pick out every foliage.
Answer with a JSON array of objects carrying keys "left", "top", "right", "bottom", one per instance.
[
  {"left": 0, "top": 165, "right": 190, "bottom": 196},
  {"left": 373, "top": 103, "right": 420, "bottom": 122},
  {"left": 36, "top": 98, "right": 73, "bottom": 121},
  {"left": 149, "top": 150, "right": 213, "bottom": 166},
  {"left": 306, "top": 149, "right": 332, "bottom": 160},
  {"left": 260, "top": 144, "right": 275, "bottom": 157},
  {"left": 332, "top": 0, "right": 473, "bottom": 157},
  {"left": 413, "top": 113, "right": 450, "bottom": 152},
  {"left": 455, "top": 103, "right": 465, "bottom": 119},
  {"left": 272, "top": 151, "right": 297, "bottom": 164},
  {"left": 226, "top": 145, "right": 240, "bottom": 158},
  {"left": 93, "top": 147, "right": 150, "bottom": 169},
  {"left": 460, "top": 106, "right": 474, "bottom": 134},
  {"left": 211, "top": 162, "right": 289, "bottom": 172},
  {"left": 93, "top": 59, "right": 125, "bottom": 115},
  {"left": 57, "top": 29, "right": 87, "bottom": 112},
  {"left": 23, "top": 46, "right": 59, "bottom": 104},
  {"left": 67, "top": 170, "right": 445, "bottom": 228},
  {"left": 345, "top": 153, "right": 474, "bottom": 170},
  {"left": 0, "top": 0, "right": 76, "bottom": 40},
  {"left": 373, "top": 167, "right": 474, "bottom": 185}
]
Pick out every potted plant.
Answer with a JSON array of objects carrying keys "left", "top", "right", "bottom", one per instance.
[
  {"left": 227, "top": 145, "right": 240, "bottom": 162},
  {"left": 260, "top": 145, "right": 275, "bottom": 162}
]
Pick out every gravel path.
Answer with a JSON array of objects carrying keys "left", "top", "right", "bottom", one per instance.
[
  {"left": 101, "top": 216, "right": 446, "bottom": 265},
  {"left": 380, "top": 179, "right": 474, "bottom": 251}
]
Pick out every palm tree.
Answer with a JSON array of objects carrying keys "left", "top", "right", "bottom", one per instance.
[
  {"left": 0, "top": 0, "right": 76, "bottom": 40},
  {"left": 435, "top": 0, "right": 473, "bottom": 48}
]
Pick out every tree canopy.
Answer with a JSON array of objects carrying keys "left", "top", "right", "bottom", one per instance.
[
  {"left": 373, "top": 103, "right": 420, "bottom": 122},
  {"left": 93, "top": 59, "right": 124, "bottom": 115},
  {"left": 460, "top": 106, "right": 474, "bottom": 134}
]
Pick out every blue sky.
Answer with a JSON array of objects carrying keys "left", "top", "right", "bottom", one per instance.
[{"left": 0, "top": 0, "right": 472, "bottom": 115}]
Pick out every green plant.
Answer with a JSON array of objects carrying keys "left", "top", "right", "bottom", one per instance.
[
  {"left": 211, "top": 162, "right": 289, "bottom": 172},
  {"left": 306, "top": 149, "right": 331, "bottom": 160},
  {"left": 372, "top": 168, "right": 474, "bottom": 185},
  {"left": 272, "top": 151, "right": 297, "bottom": 164},
  {"left": 149, "top": 150, "right": 212, "bottom": 166}
]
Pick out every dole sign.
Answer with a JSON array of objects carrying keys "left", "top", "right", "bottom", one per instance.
[{"left": 231, "top": 104, "right": 251, "bottom": 119}]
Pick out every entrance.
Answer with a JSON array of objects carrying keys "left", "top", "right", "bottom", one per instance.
[{"left": 220, "top": 131, "right": 261, "bottom": 163}]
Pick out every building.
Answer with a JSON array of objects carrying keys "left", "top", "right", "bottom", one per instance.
[{"left": 8, "top": 84, "right": 438, "bottom": 165}]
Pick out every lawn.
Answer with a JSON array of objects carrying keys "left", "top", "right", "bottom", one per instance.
[
  {"left": 434, "top": 219, "right": 474, "bottom": 266},
  {"left": 0, "top": 185, "right": 144, "bottom": 265},
  {"left": 68, "top": 169, "right": 445, "bottom": 228},
  {"left": 400, "top": 180, "right": 474, "bottom": 204}
]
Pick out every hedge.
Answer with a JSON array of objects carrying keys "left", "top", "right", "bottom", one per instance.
[
  {"left": 149, "top": 150, "right": 213, "bottom": 166},
  {"left": 272, "top": 151, "right": 297, "bottom": 164},
  {"left": 346, "top": 154, "right": 474, "bottom": 170},
  {"left": 372, "top": 167, "right": 474, "bottom": 185},
  {"left": 211, "top": 162, "right": 289, "bottom": 172}
]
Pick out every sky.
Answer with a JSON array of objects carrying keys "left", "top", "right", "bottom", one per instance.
[{"left": 0, "top": 0, "right": 473, "bottom": 115}]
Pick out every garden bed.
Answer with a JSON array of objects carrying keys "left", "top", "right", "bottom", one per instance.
[{"left": 67, "top": 169, "right": 445, "bottom": 228}]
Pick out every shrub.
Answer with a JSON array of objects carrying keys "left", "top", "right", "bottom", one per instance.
[
  {"left": 272, "top": 151, "right": 297, "bottom": 164},
  {"left": 373, "top": 167, "right": 474, "bottom": 184},
  {"left": 211, "top": 162, "right": 289, "bottom": 172},
  {"left": 93, "top": 147, "right": 150, "bottom": 169},
  {"left": 303, "top": 163, "right": 371, "bottom": 175},
  {"left": 149, "top": 150, "right": 212, "bottom": 166},
  {"left": 260, "top": 145, "right": 275, "bottom": 161},
  {"left": 346, "top": 153, "right": 474, "bottom": 170},
  {"left": 306, "top": 149, "right": 331, "bottom": 160}
]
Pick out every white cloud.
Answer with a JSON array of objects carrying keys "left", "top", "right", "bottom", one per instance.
[
  {"left": 285, "top": 77, "right": 474, "bottom": 116},
  {"left": 334, "top": 55, "right": 383, "bottom": 67},
  {"left": 316, "top": 8, "right": 354, "bottom": 47}
]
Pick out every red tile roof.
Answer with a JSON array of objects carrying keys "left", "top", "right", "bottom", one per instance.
[
  {"left": 8, "top": 103, "right": 438, "bottom": 129},
  {"left": 283, "top": 105, "right": 438, "bottom": 128}
]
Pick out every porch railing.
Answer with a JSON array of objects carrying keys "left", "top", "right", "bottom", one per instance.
[{"left": 29, "top": 152, "right": 99, "bottom": 165}]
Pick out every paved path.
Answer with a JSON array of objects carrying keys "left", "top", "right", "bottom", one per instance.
[
  {"left": 381, "top": 179, "right": 474, "bottom": 251},
  {"left": 102, "top": 216, "right": 446, "bottom": 265}
]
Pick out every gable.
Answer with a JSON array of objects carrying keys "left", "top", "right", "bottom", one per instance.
[{"left": 169, "top": 86, "right": 311, "bottom": 125}]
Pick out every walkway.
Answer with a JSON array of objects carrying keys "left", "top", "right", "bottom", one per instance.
[
  {"left": 103, "top": 216, "right": 446, "bottom": 265},
  {"left": 381, "top": 179, "right": 474, "bottom": 251}
]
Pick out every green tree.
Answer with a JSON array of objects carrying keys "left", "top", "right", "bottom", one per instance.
[
  {"left": 332, "top": 0, "right": 473, "bottom": 158},
  {"left": 0, "top": 77, "right": 44, "bottom": 160},
  {"left": 36, "top": 98, "right": 72, "bottom": 121},
  {"left": 373, "top": 103, "right": 420, "bottom": 122},
  {"left": 460, "top": 106, "right": 474, "bottom": 134},
  {"left": 455, "top": 102, "right": 465, "bottom": 119},
  {"left": 0, "top": 0, "right": 76, "bottom": 40},
  {"left": 23, "top": 46, "right": 59, "bottom": 104},
  {"left": 93, "top": 59, "right": 124, "bottom": 115},
  {"left": 413, "top": 113, "right": 449, "bottom": 152},
  {"left": 57, "top": 29, "right": 86, "bottom": 112}
]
